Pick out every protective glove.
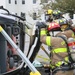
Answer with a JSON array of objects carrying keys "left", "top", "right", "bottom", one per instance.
[{"left": 36, "top": 22, "right": 47, "bottom": 28}]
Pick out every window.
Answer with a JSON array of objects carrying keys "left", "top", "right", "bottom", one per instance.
[
  {"left": 15, "top": 13, "right": 17, "bottom": 16},
  {"left": 33, "top": 0, "right": 36, "bottom": 4},
  {"left": 9, "top": 0, "right": 11, "bottom": 4},
  {"left": 33, "top": 13, "right": 36, "bottom": 20},
  {"left": 41, "top": 0, "right": 48, "bottom": 3},
  {"left": 22, "top": 0, "right": 25, "bottom": 4},
  {"left": 15, "top": 0, "right": 17, "bottom": 4},
  {"left": 21, "top": 12, "right": 26, "bottom": 20}
]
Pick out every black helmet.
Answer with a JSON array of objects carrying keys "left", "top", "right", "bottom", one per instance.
[
  {"left": 59, "top": 18, "right": 68, "bottom": 26},
  {"left": 58, "top": 18, "right": 70, "bottom": 31},
  {"left": 53, "top": 10, "right": 59, "bottom": 19},
  {"left": 53, "top": 10, "right": 63, "bottom": 19}
]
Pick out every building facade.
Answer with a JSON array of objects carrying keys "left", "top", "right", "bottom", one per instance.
[{"left": 0, "top": 0, "right": 48, "bottom": 25}]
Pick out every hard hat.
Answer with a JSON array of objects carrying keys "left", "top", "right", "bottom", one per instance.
[
  {"left": 45, "top": 9, "right": 53, "bottom": 22},
  {"left": 47, "top": 22, "right": 60, "bottom": 31},
  {"left": 58, "top": 18, "right": 69, "bottom": 31},
  {"left": 53, "top": 10, "right": 59, "bottom": 19},
  {"left": 53, "top": 10, "right": 63, "bottom": 19},
  {"left": 59, "top": 18, "right": 68, "bottom": 26},
  {"left": 46, "top": 9, "right": 53, "bottom": 15},
  {"left": 53, "top": 10, "right": 58, "bottom": 16}
]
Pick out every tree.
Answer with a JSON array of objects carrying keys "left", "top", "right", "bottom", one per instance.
[{"left": 51, "top": 0, "right": 75, "bottom": 19}]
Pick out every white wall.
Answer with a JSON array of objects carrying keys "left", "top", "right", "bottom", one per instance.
[
  {"left": 0, "top": 0, "right": 6, "bottom": 13},
  {"left": 0, "top": 0, "right": 6, "bottom": 7},
  {"left": 5, "top": 0, "right": 41, "bottom": 25},
  {"left": 0, "top": 0, "right": 42, "bottom": 25}
]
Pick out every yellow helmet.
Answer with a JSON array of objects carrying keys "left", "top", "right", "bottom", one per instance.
[
  {"left": 46, "top": 9, "right": 53, "bottom": 15},
  {"left": 45, "top": 9, "right": 53, "bottom": 22}
]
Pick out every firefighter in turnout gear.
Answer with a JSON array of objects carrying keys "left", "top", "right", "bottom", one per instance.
[
  {"left": 36, "top": 22, "right": 73, "bottom": 75},
  {"left": 45, "top": 9, "right": 53, "bottom": 22},
  {"left": 53, "top": 10, "right": 63, "bottom": 20},
  {"left": 55, "top": 18, "right": 75, "bottom": 63}
]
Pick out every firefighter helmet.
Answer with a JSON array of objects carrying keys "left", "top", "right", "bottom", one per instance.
[
  {"left": 59, "top": 19, "right": 68, "bottom": 26},
  {"left": 45, "top": 9, "right": 53, "bottom": 22},
  {"left": 47, "top": 22, "right": 60, "bottom": 31},
  {"left": 53, "top": 10, "right": 63, "bottom": 19},
  {"left": 58, "top": 18, "right": 69, "bottom": 31},
  {"left": 46, "top": 9, "right": 53, "bottom": 15}
]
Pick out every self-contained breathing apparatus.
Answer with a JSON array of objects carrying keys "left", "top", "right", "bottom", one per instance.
[
  {"left": 54, "top": 35, "right": 75, "bottom": 75},
  {"left": 68, "top": 38, "right": 75, "bottom": 62}
]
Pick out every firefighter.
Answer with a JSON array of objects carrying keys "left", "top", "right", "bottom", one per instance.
[
  {"left": 36, "top": 21, "right": 73, "bottom": 75},
  {"left": 55, "top": 18, "right": 75, "bottom": 74},
  {"left": 53, "top": 10, "right": 64, "bottom": 20},
  {"left": 44, "top": 9, "right": 54, "bottom": 33},
  {"left": 45, "top": 9, "right": 53, "bottom": 22},
  {"left": 53, "top": 10, "right": 73, "bottom": 26}
]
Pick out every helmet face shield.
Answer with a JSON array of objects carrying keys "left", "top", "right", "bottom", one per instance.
[{"left": 45, "top": 9, "right": 53, "bottom": 22}]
